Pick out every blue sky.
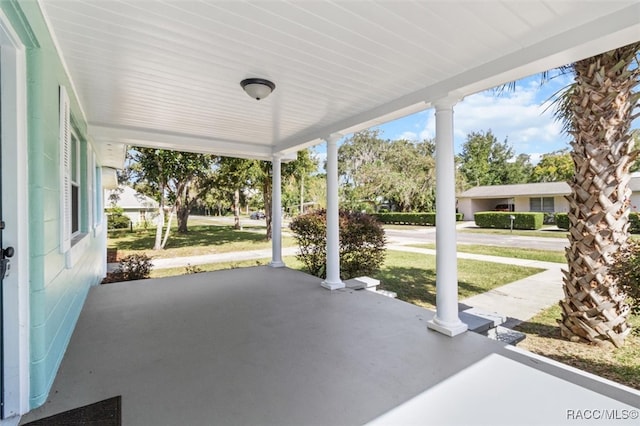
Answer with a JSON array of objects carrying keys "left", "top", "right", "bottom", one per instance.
[{"left": 313, "top": 73, "right": 577, "bottom": 165}]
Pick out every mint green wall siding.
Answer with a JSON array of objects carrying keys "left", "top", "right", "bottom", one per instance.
[{"left": 1, "top": 1, "right": 108, "bottom": 408}]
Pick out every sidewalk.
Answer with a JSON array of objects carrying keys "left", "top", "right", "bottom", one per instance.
[{"left": 385, "top": 243, "right": 565, "bottom": 327}]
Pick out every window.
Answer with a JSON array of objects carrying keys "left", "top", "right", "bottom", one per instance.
[
  {"left": 530, "top": 197, "right": 555, "bottom": 212},
  {"left": 71, "top": 131, "right": 80, "bottom": 235},
  {"left": 60, "top": 85, "right": 87, "bottom": 253},
  {"left": 60, "top": 85, "right": 72, "bottom": 252}
]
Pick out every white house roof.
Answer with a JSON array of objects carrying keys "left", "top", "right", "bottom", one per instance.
[
  {"left": 37, "top": 0, "right": 640, "bottom": 167},
  {"left": 459, "top": 175, "right": 640, "bottom": 199},
  {"left": 107, "top": 186, "right": 158, "bottom": 210}
]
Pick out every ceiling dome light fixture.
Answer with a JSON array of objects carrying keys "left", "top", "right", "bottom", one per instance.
[{"left": 240, "top": 78, "right": 276, "bottom": 100}]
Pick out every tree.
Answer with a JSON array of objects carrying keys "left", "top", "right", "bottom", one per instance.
[
  {"left": 383, "top": 139, "right": 436, "bottom": 212},
  {"left": 530, "top": 149, "right": 574, "bottom": 182},
  {"left": 338, "top": 130, "right": 437, "bottom": 212},
  {"left": 282, "top": 149, "right": 318, "bottom": 215},
  {"left": 555, "top": 42, "right": 640, "bottom": 347},
  {"left": 457, "top": 130, "right": 531, "bottom": 188},
  {"left": 338, "top": 129, "right": 388, "bottom": 210},
  {"left": 128, "top": 148, "right": 216, "bottom": 249},
  {"left": 215, "top": 157, "right": 256, "bottom": 230}
]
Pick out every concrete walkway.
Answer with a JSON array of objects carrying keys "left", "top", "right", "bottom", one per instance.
[{"left": 386, "top": 242, "right": 565, "bottom": 328}]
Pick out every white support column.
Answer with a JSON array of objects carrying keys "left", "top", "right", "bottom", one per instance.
[
  {"left": 270, "top": 153, "right": 285, "bottom": 268},
  {"left": 427, "top": 98, "right": 468, "bottom": 337},
  {"left": 322, "top": 134, "right": 344, "bottom": 290}
]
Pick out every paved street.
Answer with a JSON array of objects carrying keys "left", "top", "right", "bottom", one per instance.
[{"left": 384, "top": 222, "right": 568, "bottom": 251}]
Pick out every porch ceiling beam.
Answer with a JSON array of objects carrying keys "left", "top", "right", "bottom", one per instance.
[
  {"left": 89, "top": 123, "right": 275, "bottom": 161},
  {"left": 275, "top": 2, "right": 639, "bottom": 153}
]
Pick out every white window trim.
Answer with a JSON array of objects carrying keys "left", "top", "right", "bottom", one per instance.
[
  {"left": 59, "top": 85, "right": 72, "bottom": 253},
  {"left": 70, "top": 131, "right": 81, "bottom": 238},
  {"left": 87, "top": 147, "right": 95, "bottom": 233},
  {"left": 0, "top": 8, "right": 30, "bottom": 420}
]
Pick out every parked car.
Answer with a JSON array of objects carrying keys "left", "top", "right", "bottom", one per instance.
[
  {"left": 250, "top": 211, "right": 265, "bottom": 219},
  {"left": 494, "top": 204, "right": 515, "bottom": 212}
]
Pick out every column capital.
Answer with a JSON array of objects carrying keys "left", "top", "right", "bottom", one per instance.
[
  {"left": 271, "top": 152, "right": 283, "bottom": 160},
  {"left": 323, "top": 133, "right": 343, "bottom": 145},
  {"left": 434, "top": 94, "right": 463, "bottom": 110}
]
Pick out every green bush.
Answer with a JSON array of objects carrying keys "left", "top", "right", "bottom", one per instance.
[
  {"left": 102, "top": 253, "right": 153, "bottom": 283},
  {"left": 106, "top": 207, "right": 131, "bottom": 229},
  {"left": 555, "top": 212, "right": 569, "bottom": 230},
  {"left": 611, "top": 240, "right": 640, "bottom": 313},
  {"left": 556, "top": 212, "right": 640, "bottom": 233},
  {"left": 289, "top": 209, "right": 386, "bottom": 280},
  {"left": 373, "top": 212, "right": 463, "bottom": 226},
  {"left": 629, "top": 212, "right": 640, "bottom": 234},
  {"left": 474, "top": 212, "right": 544, "bottom": 230}
]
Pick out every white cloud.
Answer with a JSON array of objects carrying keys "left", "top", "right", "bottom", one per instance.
[
  {"left": 417, "top": 84, "right": 570, "bottom": 155},
  {"left": 397, "top": 131, "right": 419, "bottom": 141}
]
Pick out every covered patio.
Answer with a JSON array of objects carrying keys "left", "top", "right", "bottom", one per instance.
[
  {"left": 20, "top": 267, "right": 640, "bottom": 425},
  {"left": 3, "top": 1, "right": 640, "bottom": 424}
]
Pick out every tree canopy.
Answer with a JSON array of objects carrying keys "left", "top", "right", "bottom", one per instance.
[
  {"left": 456, "top": 130, "right": 532, "bottom": 188},
  {"left": 128, "top": 147, "right": 217, "bottom": 248},
  {"left": 530, "top": 149, "right": 574, "bottom": 183},
  {"left": 338, "top": 130, "right": 437, "bottom": 212}
]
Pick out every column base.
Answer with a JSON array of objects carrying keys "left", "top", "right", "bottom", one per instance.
[
  {"left": 269, "top": 260, "right": 286, "bottom": 268},
  {"left": 321, "top": 280, "right": 345, "bottom": 290},
  {"left": 427, "top": 317, "right": 468, "bottom": 337}
]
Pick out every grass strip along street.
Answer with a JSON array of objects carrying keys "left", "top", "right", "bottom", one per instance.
[{"left": 409, "top": 243, "right": 566, "bottom": 264}]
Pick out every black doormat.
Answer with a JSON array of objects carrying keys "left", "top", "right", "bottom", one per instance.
[{"left": 22, "top": 396, "right": 121, "bottom": 426}]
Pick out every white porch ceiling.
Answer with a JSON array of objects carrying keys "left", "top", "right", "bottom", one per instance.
[{"left": 38, "top": 0, "right": 640, "bottom": 167}]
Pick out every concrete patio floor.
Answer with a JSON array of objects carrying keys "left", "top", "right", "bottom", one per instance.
[{"left": 20, "top": 267, "right": 640, "bottom": 425}]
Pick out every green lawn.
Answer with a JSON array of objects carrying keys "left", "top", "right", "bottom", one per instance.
[
  {"left": 108, "top": 224, "right": 295, "bottom": 259},
  {"left": 409, "top": 243, "right": 566, "bottom": 264},
  {"left": 515, "top": 305, "right": 640, "bottom": 390},
  {"left": 459, "top": 227, "right": 568, "bottom": 239},
  {"left": 375, "top": 251, "right": 543, "bottom": 309}
]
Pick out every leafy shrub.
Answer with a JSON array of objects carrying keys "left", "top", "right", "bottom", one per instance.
[
  {"left": 629, "top": 212, "right": 640, "bottom": 234},
  {"left": 289, "top": 209, "right": 386, "bottom": 280},
  {"left": 106, "top": 207, "right": 131, "bottom": 229},
  {"left": 102, "top": 253, "right": 153, "bottom": 283},
  {"left": 474, "top": 212, "right": 544, "bottom": 230},
  {"left": 289, "top": 210, "right": 326, "bottom": 277},
  {"left": 373, "top": 212, "right": 463, "bottom": 225},
  {"left": 556, "top": 212, "right": 640, "bottom": 233},
  {"left": 610, "top": 240, "right": 640, "bottom": 313},
  {"left": 555, "top": 212, "right": 569, "bottom": 230}
]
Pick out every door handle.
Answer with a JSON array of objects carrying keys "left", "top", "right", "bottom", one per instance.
[
  {"left": 1, "top": 246, "right": 14, "bottom": 278},
  {"left": 3, "top": 246, "right": 14, "bottom": 258}
]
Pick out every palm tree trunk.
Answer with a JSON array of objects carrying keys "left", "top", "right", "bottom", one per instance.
[{"left": 559, "top": 42, "right": 639, "bottom": 347}]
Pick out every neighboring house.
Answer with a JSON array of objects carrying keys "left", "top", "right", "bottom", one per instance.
[
  {"left": 457, "top": 175, "right": 640, "bottom": 219},
  {"left": 106, "top": 186, "right": 159, "bottom": 227}
]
